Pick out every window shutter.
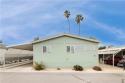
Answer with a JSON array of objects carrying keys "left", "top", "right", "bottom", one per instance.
[
  {"left": 43, "top": 46, "right": 46, "bottom": 53},
  {"left": 67, "top": 46, "right": 70, "bottom": 52}
]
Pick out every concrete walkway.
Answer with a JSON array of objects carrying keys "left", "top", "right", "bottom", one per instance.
[
  {"left": 0, "top": 63, "right": 125, "bottom": 73},
  {"left": 0, "top": 72, "right": 125, "bottom": 83},
  {"left": 0, "top": 64, "right": 125, "bottom": 83}
]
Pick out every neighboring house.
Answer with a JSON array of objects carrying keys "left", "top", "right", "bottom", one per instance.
[
  {"left": 32, "top": 33, "right": 99, "bottom": 68},
  {"left": 0, "top": 43, "right": 6, "bottom": 65}
]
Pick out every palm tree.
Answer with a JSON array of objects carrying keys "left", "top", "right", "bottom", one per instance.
[
  {"left": 64, "top": 10, "right": 70, "bottom": 33},
  {"left": 34, "top": 37, "right": 39, "bottom": 41},
  {"left": 0, "top": 40, "right": 2, "bottom": 43},
  {"left": 89, "top": 36, "right": 96, "bottom": 40},
  {"left": 75, "top": 14, "right": 84, "bottom": 36}
]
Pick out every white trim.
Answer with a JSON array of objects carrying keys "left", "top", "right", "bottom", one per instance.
[
  {"left": 6, "top": 43, "right": 32, "bottom": 48},
  {"left": 32, "top": 33, "right": 99, "bottom": 44}
]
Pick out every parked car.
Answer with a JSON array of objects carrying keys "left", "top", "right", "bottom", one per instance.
[
  {"left": 104, "top": 56, "right": 124, "bottom": 65},
  {"left": 117, "top": 58, "right": 125, "bottom": 66}
]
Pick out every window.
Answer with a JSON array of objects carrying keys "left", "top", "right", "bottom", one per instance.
[
  {"left": 71, "top": 46, "right": 75, "bottom": 53},
  {"left": 67, "top": 45, "right": 95, "bottom": 53},
  {"left": 75, "top": 46, "right": 84, "bottom": 51},
  {"left": 84, "top": 45, "right": 95, "bottom": 50},
  {"left": 43, "top": 46, "right": 51, "bottom": 53},
  {"left": 67, "top": 46, "right": 75, "bottom": 53}
]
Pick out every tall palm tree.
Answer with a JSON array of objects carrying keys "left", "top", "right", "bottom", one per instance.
[
  {"left": 0, "top": 40, "right": 2, "bottom": 43},
  {"left": 34, "top": 37, "right": 39, "bottom": 41},
  {"left": 64, "top": 10, "right": 70, "bottom": 33},
  {"left": 75, "top": 14, "right": 84, "bottom": 36}
]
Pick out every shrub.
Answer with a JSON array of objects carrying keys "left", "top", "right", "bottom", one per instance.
[
  {"left": 93, "top": 66, "right": 102, "bottom": 71},
  {"left": 73, "top": 65, "right": 83, "bottom": 71},
  {"left": 33, "top": 62, "right": 45, "bottom": 70},
  {"left": 57, "top": 67, "right": 61, "bottom": 70}
]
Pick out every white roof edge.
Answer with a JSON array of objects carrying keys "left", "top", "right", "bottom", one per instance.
[
  {"left": 99, "top": 47, "right": 121, "bottom": 51},
  {"left": 6, "top": 42, "right": 32, "bottom": 48},
  {"left": 32, "top": 33, "right": 100, "bottom": 44}
]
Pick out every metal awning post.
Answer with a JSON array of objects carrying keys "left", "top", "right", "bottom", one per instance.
[
  {"left": 3, "top": 52, "right": 5, "bottom": 69},
  {"left": 3, "top": 48, "right": 9, "bottom": 69},
  {"left": 17, "top": 50, "right": 23, "bottom": 65},
  {"left": 113, "top": 54, "right": 114, "bottom": 67},
  {"left": 103, "top": 54, "right": 104, "bottom": 64}
]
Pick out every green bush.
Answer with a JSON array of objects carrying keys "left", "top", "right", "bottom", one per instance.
[
  {"left": 57, "top": 67, "right": 61, "bottom": 70},
  {"left": 93, "top": 66, "right": 102, "bottom": 71},
  {"left": 73, "top": 65, "right": 83, "bottom": 71},
  {"left": 33, "top": 62, "right": 45, "bottom": 70}
]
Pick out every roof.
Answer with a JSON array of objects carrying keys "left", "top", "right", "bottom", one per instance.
[
  {"left": 32, "top": 33, "right": 100, "bottom": 44},
  {"left": 6, "top": 33, "right": 99, "bottom": 50},
  {"left": 0, "top": 43, "right": 6, "bottom": 49},
  {"left": 7, "top": 43, "right": 33, "bottom": 51},
  {"left": 98, "top": 46, "right": 125, "bottom": 55},
  {"left": 98, "top": 49, "right": 120, "bottom": 55},
  {"left": 5, "top": 48, "right": 33, "bottom": 57}
]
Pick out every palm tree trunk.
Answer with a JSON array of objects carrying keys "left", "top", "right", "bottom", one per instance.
[
  {"left": 68, "top": 18, "right": 70, "bottom": 33},
  {"left": 79, "top": 22, "right": 80, "bottom": 36}
]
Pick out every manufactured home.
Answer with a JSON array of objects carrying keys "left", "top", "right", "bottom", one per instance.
[
  {"left": 5, "top": 33, "right": 99, "bottom": 68},
  {"left": 32, "top": 33, "right": 99, "bottom": 68}
]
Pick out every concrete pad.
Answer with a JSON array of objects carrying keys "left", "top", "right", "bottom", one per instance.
[{"left": 0, "top": 72, "right": 125, "bottom": 83}]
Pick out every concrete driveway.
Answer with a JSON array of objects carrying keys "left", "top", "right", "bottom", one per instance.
[{"left": 0, "top": 72, "right": 125, "bottom": 83}]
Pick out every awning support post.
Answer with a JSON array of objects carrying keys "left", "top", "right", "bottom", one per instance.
[
  {"left": 103, "top": 54, "right": 104, "bottom": 64},
  {"left": 3, "top": 48, "right": 9, "bottom": 69},
  {"left": 3, "top": 53, "right": 5, "bottom": 69},
  {"left": 17, "top": 50, "right": 23, "bottom": 65},
  {"left": 113, "top": 54, "right": 114, "bottom": 67}
]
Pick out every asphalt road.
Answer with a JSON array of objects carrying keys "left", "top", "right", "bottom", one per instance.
[{"left": 0, "top": 72, "right": 125, "bottom": 83}]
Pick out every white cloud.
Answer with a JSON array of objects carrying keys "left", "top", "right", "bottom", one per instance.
[
  {"left": 84, "top": 15, "right": 125, "bottom": 40},
  {"left": 95, "top": 22, "right": 125, "bottom": 39},
  {"left": 1, "top": 0, "right": 125, "bottom": 46},
  {"left": 0, "top": 26, "right": 21, "bottom": 40},
  {"left": 1, "top": 1, "right": 37, "bottom": 19}
]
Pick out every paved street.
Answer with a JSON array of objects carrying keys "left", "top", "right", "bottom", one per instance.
[{"left": 0, "top": 72, "right": 125, "bottom": 83}]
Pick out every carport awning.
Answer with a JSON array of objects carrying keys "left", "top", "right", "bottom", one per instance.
[
  {"left": 98, "top": 50, "right": 120, "bottom": 55},
  {"left": 7, "top": 43, "right": 33, "bottom": 51}
]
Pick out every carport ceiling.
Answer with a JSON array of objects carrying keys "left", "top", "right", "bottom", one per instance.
[
  {"left": 98, "top": 50, "right": 119, "bottom": 55},
  {"left": 7, "top": 43, "right": 33, "bottom": 51}
]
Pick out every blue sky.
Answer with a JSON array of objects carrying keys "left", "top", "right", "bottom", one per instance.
[{"left": 1, "top": 0, "right": 125, "bottom": 47}]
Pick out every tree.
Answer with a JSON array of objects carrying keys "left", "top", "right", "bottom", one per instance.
[
  {"left": 99, "top": 45, "right": 114, "bottom": 50},
  {"left": 75, "top": 14, "right": 84, "bottom": 36},
  {"left": 0, "top": 40, "right": 2, "bottom": 43},
  {"left": 107, "top": 45, "right": 113, "bottom": 48},
  {"left": 64, "top": 10, "right": 70, "bottom": 33},
  {"left": 34, "top": 37, "right": 39, "bottom": 41},
  {"left": 89, "top": 36, "right": 96, "bottom": 40},
  {"left": 98, "top": 46, "right": 106, "bottom": 50}
]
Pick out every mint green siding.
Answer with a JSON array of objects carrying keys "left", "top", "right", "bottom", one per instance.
[{"left": 33, "top": 36, "right": 99, "bottom": 68}]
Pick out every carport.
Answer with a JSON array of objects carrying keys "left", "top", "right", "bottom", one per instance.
[
  {"left": 98, "top": 48, "right": 121, "bottom": 67},
  {"left": 1, "top": 43, "right": 33, "bottom": 68}
]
